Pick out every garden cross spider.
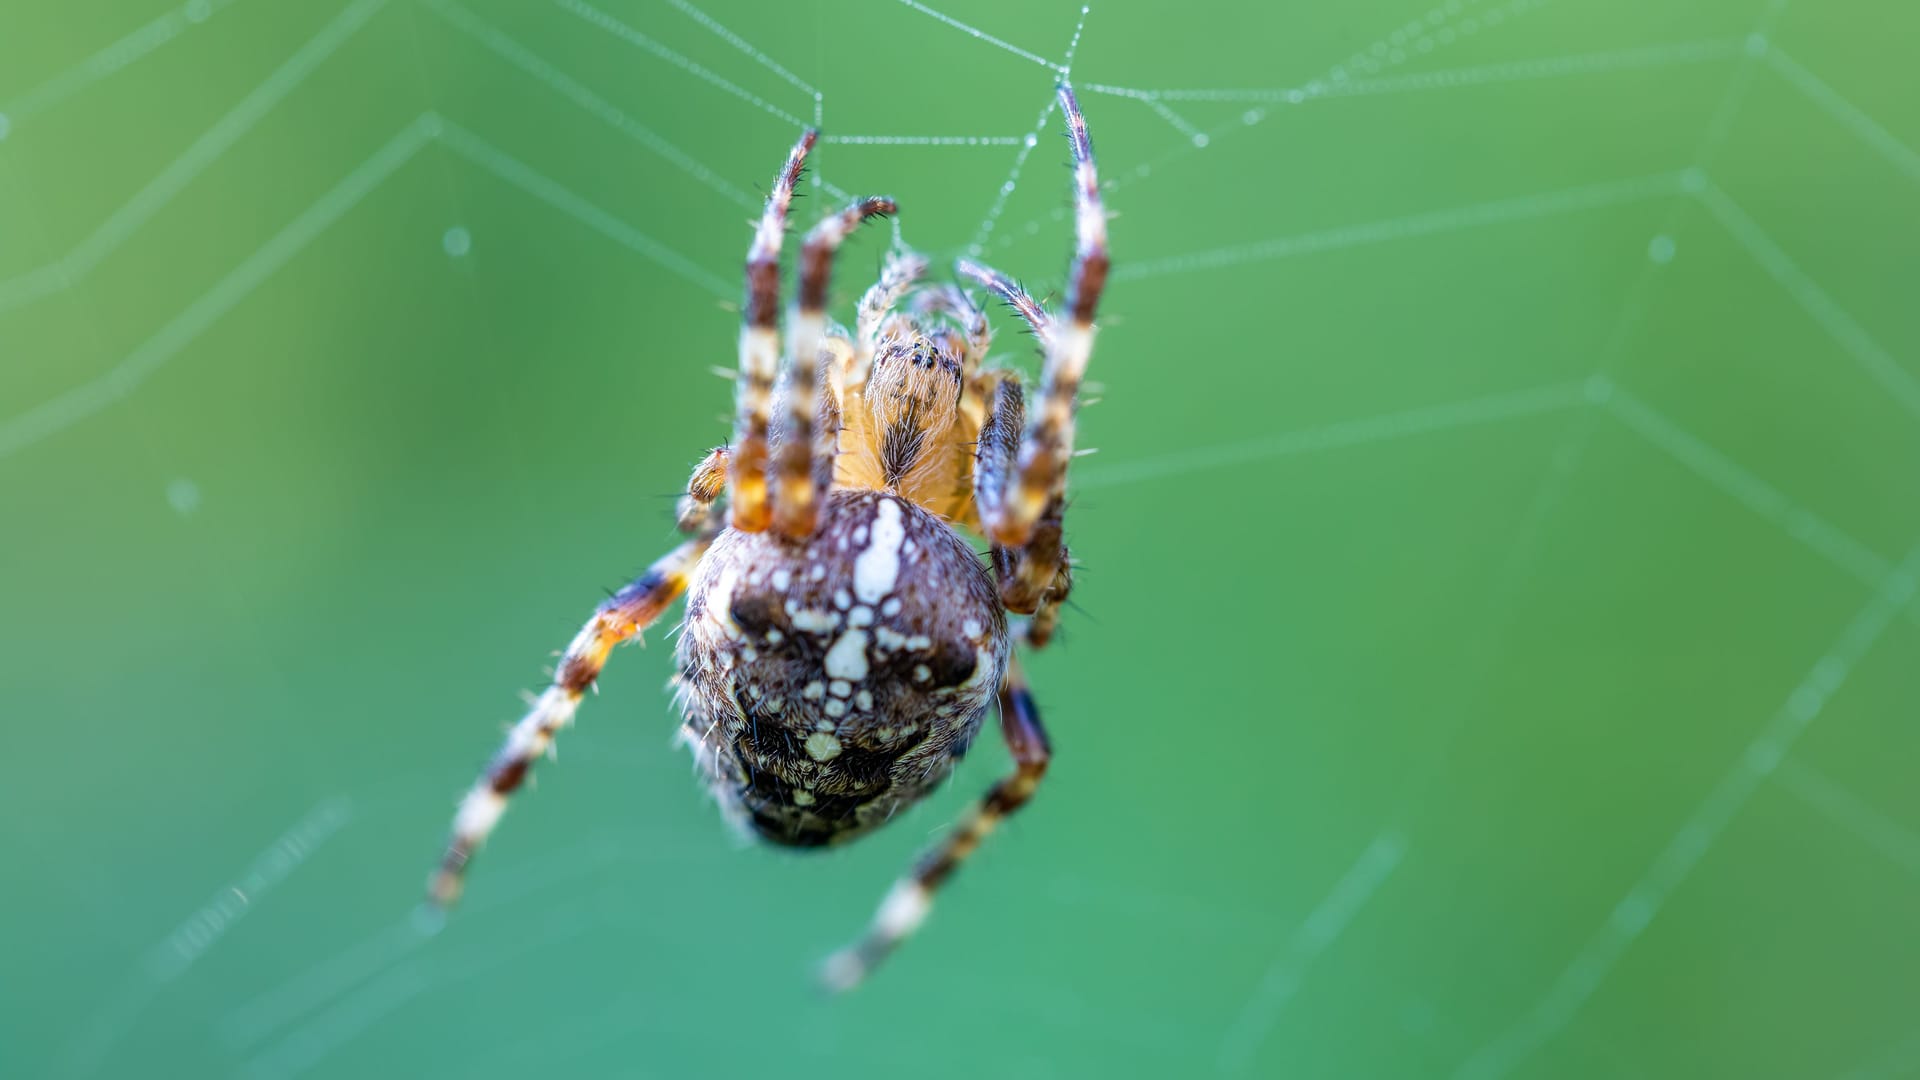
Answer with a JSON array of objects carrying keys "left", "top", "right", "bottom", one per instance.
[{"left": 428, "top": 84, "right": 1108, "bottom": 991}]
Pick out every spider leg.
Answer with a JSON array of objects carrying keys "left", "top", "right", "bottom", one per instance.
[
  {"left": 953, "top": 261, "right": 1051, "bottom": 559},
  {"left": 956, "top": 291, "right": 992, "bottom": 377},
  {"left": 677, "top": 446, "right": 730, "bottom": 532},
  {"left": 1008, "top": 84, "right": 1107, "bottom": 545},
  {"left": 1021, "top": 554, "right": 1072, "bottom": 649},
  {"left": 730, "top": 129, "right": 816, "bottom": 534},
  {"left": 972, "top": 85, "right": 1106, "bottom": 550},
  {"left": 821, "top": 656, "right": 1050, "bottom": 992},
  {"left": 772, "top": 195, "right": 895, "bottom": 539},
  {"left": 962, "top": 86, "right": 1103, "bottom": 647},
  {"left": 821, "top": 325, "right": 855, "bottom": 401},
  {"left": 974, "top": 374, "right": 1070, "bottom": 639},
  {"left": 972, "top": 373, "right": 1024, "bottom": 554},
  {"left": 955, "top": 258, "right": 1050, "bottom": 348},
  {"left": 814, "top": 341, "right": 847, "bottom": 493},
  {"left": 428, "top": 455, "right": 726, "bottom": 908},
  {"left": 853, "top": 251, "right": 927, "bottom": 388},
  {"left": 992, "top": 503, "right": 1067, "bottom": 614}
]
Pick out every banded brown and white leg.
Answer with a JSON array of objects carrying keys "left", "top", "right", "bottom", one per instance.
[
  {"left": 429, "top": 452, "right": 728, "bottom": 908},
  {"left": 956, "top": 259, "right": 1048, "bottom": 552},
  {"left": 1000, "top": 84, "right": 1107, "bottom": 548},
  {"left": 993, "top": 496, "right": 1066, "bottom": 613},
  {"left": 730, "top": 129, "right": 816, "bottom": 534},
  {"left": 821, "top": 658, "right": 1051, "bottom": 992},
  {"left": 973, "top": 372, "right": 1069, "bottom": 631},
  {"left": 772, "top": 195, "right": 895, "bottom": 539},
  {"left": 820, "top": 326, "right": 856, "bottom": 399},
  {"left": 1017, "top": 550, "right": 1073, "bottom": 649},
  {"left": 852, "top": 251, "right": 927, "bottom": 387},
  {"left": 973, "top": 372, "right": 1026, "bottom": 569},
  {"left": 814, "top": 338, "right": 848, "bottom": 493},
  {"left": 956, "top": 257, "right": 1051, "bottom": 350},
  {"left": 428, "top": 533, "right": 712, "bottom": 908}
]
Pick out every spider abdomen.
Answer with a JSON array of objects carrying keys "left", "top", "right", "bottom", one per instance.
[{"left": 675, "top": 490, "right": 1008, "bottom": 847}]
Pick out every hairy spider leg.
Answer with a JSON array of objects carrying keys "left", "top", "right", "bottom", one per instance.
[
  {"left": 953, "top": 258, "right": 1053, "bottom": 588},
  {"left": 955, "top": 257, "right": 1050, "bottom": 350},
  {"left": 677, "top": 446, "right": 730, "bottom": 532},
  {"left": 970, "top": 372, "right": 1024, "bottom": 570},
  {"left": 773, "top": 196, "right": 896, "bottom": 539},
  {"left": 1006, "top": 84, "right": 1106, "bottom": 549},
  {"left": 1020, "top": 547, "right": 1072, "bottom": 649},
  {"left": 731, "top": 128, "right": 816, "bottom": 533},
  {"left": 428, "top": 458, "right": 726, "bottom": 908},
  {"left": 955, "top": 84, "right": 1103, "bottom": 643},
  {"left": 821, "top": 656, "right": 1050, "bottom": 992},
  {"left": 976, "top": 379, "right": 1071, "bottom": 641},
  {"left": 851, "top": 251, "right": 927, "bottom": 389}
]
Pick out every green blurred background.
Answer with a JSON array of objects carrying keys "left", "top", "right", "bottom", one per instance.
[{"left": 2, "top": 0, "right": 1916, "bottom": 1076}]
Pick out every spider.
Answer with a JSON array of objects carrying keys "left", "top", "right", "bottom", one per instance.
[{"left": 427, "top": 84, "right": 1109, "bottom": 991}]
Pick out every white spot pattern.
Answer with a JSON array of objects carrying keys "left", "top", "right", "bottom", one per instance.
[
  {"left": 854, "top": 498, "right": 906, "bottom": 604},
  {"left": 805, "top": 731, "right": 843, "bottom": 761},
  {"left": 791, "top": 608, "right": 838, "bottom": 634},
  {"left": 825, "top": 630, "right": 871, "bottom": 681}
]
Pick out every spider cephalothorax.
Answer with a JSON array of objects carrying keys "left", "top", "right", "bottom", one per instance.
[{"left": 428, "top": 85, "right": 1109, "bottom": 990}]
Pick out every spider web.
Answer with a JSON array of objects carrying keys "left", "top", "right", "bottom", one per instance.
[{"left": 2, "top": 0, "right": 1917, "bottom": 1077}]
